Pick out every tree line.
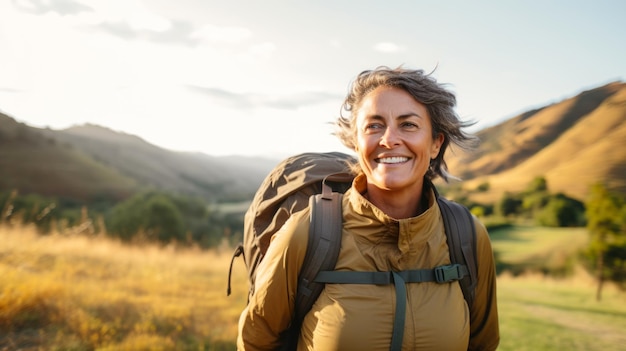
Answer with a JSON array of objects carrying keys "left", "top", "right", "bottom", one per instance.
[
  {"left": 455, "top": 176, "right": 586, "bottom": 227},
  {"left": 0, "top": 189, "right": 243, "bottom": 249}
]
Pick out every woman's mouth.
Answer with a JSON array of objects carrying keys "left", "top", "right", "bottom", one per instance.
[{"left": 376, "top": 156, "right": 409, "bottom": 164}]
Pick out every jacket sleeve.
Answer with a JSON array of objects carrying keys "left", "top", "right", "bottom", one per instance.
[
  {"left": 468, "top": 218, "right": 500, "bottom": 351},
  {"left": 237, "top": 210, "right": 310, "bottom": 351}
]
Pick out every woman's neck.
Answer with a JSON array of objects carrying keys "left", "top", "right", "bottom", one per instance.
[{"left": 365, "top": 181, "right": 428, "bottom": 219}]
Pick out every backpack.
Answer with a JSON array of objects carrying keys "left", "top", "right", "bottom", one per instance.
[{"left": 227, "top": 152, "right": 477, "bottom": 348}]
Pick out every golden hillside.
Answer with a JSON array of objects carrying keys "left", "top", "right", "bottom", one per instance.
[{"left": 445, "top": 81, "right": 626, "bottom": 202}]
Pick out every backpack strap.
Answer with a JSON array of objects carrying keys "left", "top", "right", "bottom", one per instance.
[
  {"left": 226, "top": 243, "right": 244, "bottom": 296},
  {"left": 295, "top": 181, "right": 344, "bottom": 323},
  {"left": 436, "top": 195, "right": 478, "bottom": 308},
  {"left": 284, "top": 181, "right": 343, "bottom": 349},
  {"left": 315, "top": 264, "right": 469, "bottom": 285}
]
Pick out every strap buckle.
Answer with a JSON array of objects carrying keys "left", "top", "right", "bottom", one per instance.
[{"left": 434, "top": 264, "right": 463, "bottom": 283}]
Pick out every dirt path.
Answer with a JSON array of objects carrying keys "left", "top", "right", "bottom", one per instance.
[{"left": 525, "top": 304, "right": 626, "bottom": 347}]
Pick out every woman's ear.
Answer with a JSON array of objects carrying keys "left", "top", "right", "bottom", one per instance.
[{"left": 430, "top": 133, "right": 444, "bottom": 159}]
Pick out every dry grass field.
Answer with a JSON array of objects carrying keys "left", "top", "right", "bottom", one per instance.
[
  {"left": 0, "top": 224, "right": 249, "bottom": 350},
  {"left": 1, "top": 223, "right": 625, "bottom": 350}
]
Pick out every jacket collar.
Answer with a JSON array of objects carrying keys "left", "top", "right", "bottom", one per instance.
[{"left": 346, "top": 174, "right": 441, "bottom": 254}]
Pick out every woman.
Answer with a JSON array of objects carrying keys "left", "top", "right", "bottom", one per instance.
[{"left": 237, "top": 66, "right": 499, "bottom": 350}]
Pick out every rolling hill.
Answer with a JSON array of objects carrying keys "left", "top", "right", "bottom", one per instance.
[
  {"left": 1, "top": 80, "right": 625, "bottom": 205},
  {"left": 444, "top": 81, "right": 626, "bottom": 202},
  {"left": 0, "top": 114, "right": 277, "bottom": 203}
]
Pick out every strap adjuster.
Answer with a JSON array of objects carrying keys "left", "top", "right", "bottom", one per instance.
[{"left": 434, "top": 264, "right": 464, "bottom": 283}]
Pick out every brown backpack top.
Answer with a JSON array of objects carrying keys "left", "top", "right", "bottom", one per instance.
[
  {"left": 227, "top": 152, "right": 477, "bottom": 349},
  {"left": 228, "top": 152, "right": 354, "bottom": 294}
]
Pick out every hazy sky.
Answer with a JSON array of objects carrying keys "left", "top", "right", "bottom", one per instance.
[{"left": 1, "top": 0, "right": 624, "bottom": 157}]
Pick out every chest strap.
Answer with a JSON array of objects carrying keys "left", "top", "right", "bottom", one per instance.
[
  {"left": 315, "top": 264, "right": 468, "bottom": 285},
  {"left": 314, "top": 264, "right": 468, "bottom": 351}
]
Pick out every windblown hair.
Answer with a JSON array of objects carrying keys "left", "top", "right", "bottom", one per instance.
[{"left": 334, "top": 65, "right": 479, "bottom": 182}]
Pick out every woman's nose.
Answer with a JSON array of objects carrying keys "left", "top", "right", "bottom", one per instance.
[{"left": 379, "top": 126, "right": 400, "bottom": 148}]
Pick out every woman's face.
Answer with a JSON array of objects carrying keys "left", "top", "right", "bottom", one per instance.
[{"left": 355, "top": 86, "right": 443, "bottom": 194}]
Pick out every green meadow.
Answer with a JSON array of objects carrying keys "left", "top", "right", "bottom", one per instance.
[
  {"left": 497, "top": 273, "right": 626, "bottom": 350},
  {"left": 490, "top": 225, "right": 626, "bottom": 350},
  {"left": 1, "top": 223, "right": 624, "bottom": 350}
]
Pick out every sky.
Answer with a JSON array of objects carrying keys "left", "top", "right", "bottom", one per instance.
[{"left": 1, "top": 0, "right": 624, "bottom": 157}]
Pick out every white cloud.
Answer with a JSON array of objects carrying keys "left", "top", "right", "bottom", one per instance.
[
  {"left": 127, "top": 10, "right": 171, "bottom": 32},
  {"left": 66, "top": 0, "right": 171, "bottom": 32},
  {"left": 373, "top": 42, "right": 406, "bottom": 53},
  {"left": 191, "top": 24, "right": 252, "bottom": 44},
  {"left": 245, "top": 42, "right": 276, "bottom": 61},
  {"left": 13, "top": 0, "right": 92, "bottom": 15}
]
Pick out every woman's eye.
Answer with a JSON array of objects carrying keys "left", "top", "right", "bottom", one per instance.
[
  {"left": 365, "top": 123, "right": 383, "bottom": 131},
  {"left": 401, "top": 121, "right": 419, "bottom": 129}
]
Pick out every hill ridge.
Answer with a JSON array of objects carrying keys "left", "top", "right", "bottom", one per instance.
[{"left": 448, "top": 81, "right": 626, "bottom": 202}]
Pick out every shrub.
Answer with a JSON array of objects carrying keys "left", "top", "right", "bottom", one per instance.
[
  {"left": 536, "top": 193, "right": 585, "bottom": 227},
  {"left": 496, "top": 192, "right": 523, "bottom": 217}
]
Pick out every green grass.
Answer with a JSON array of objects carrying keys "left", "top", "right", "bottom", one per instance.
[
  {"left": 497, "top": 273, "right": 626, "bottom": 350},
  {"left": 490, "top": 225, "right": 626, "bottom": 350},
  {"left": 490, "top": 225, "right": 589, "bottom": 276}
]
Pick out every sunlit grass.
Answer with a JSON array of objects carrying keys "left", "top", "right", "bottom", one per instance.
[
  {"left": 1, "top": 223, "right": 625, "bottom": 350},
  {"left": 0, "top": 223, "right": 249, "bottom": 350}
]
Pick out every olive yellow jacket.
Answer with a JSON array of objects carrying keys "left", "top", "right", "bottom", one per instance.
[{"left": 238, "top": 175, "right": 499, "bottom": 350}]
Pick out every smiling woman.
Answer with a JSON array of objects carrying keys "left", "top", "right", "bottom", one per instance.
[{"left": 237, "top": 66, "right": 500, "bottom": 351}]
